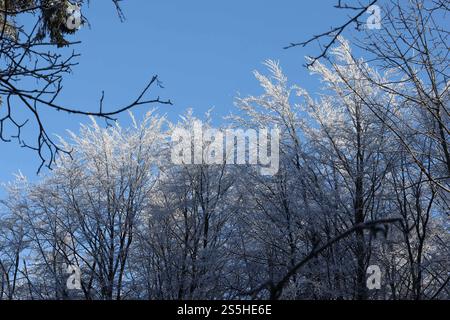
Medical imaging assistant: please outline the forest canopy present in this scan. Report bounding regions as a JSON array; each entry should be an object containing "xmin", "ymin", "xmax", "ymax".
[{"xmin": 0, "ymin": 0, "xmax": 448, "ymax": 301}]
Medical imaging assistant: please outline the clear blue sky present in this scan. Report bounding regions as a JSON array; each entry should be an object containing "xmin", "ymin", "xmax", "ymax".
[{"xmin": 1, "ymin": 0, "xmax": 345, "ymax": 185}]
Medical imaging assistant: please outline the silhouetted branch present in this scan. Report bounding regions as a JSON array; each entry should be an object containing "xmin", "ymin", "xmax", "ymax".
[
  {"xmin": 249, "ymin": 218, "xmax": 401, "ymax": 299},
  {"xmin": 284, "ymin": 0, "xmax": 378, "ymax": 66},
  {"xmin": 0, "ymin": 1, "xmax": 171, "ymax": 173}
]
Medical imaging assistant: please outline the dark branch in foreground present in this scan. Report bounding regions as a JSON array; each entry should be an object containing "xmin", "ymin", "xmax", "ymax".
[
  {"xmin": 249, "ymin": 218, "xmax": 401, "ymax": 300},
  {"xmin": 0, "ymin": 1, "xmax": 172, "ymax": 173},
  {"xmin": 284, "ymin": 0, "xmax": 378, "ymax": 66}
]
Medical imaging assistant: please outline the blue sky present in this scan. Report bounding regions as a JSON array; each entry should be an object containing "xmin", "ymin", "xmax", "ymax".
[{"xmin": 1, "ymin": 0, "xmax": 345, "ymax": 185}]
